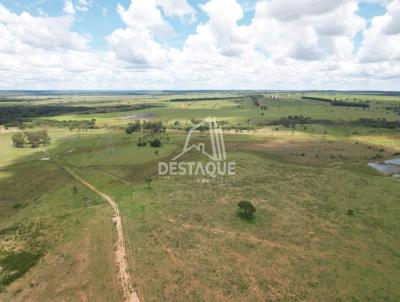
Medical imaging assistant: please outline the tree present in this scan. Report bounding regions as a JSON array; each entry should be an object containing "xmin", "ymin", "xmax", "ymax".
[
  {"xmin": 39, "ymin": 130, "xmax": 51, "ymax": 146},
  {"xmin": 11, "ymin": 132, "xmax": 26, "ymax": 148},
  {"xmin": 145, "ymin": 178, "xmax": 152, "ymax": 188},
  {"xmin": 198, "ymin": 125, "xmax": 209, "ymax": 132},
  {"xmin": 150, "ymin": 139, "xmax": 162, "ymax": 148},
  {"xmin": 89, "ymin": 119, "xmax": 96, "ymax": 129},
  {"xmin": 24, "ymin": 131, "xmax": 41, "ymax": 148},
  {"xmin": 191, "ymin": 118, "xmax": 201, "ymax": 125},
  {"xmin": 237, "ymin": 201, "xmax": 256, "ymax": 219},
  {"xmin": 23, "ymin": 130, "xmax": 51, "ymax": 148},
  {"xmin": 126, "ymin": 121, "xmax": 142, "ymax": 134},
  {"xmin": 143, "ymin": 121, "xmax": 166, "ymax": 133}
]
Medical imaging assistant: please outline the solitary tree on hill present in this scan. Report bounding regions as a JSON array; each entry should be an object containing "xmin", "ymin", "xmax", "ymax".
[{"xmin": 237, "ymin": 200, "xmax": 256, "ymax": 219}]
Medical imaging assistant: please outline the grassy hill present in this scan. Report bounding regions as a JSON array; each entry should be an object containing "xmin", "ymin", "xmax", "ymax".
[{"xmin": 0, "ymin": 91, "xmax": 399, "ymax": 301}]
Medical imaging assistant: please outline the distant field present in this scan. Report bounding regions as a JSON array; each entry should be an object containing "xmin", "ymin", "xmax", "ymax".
[
  {"xmin": 34, "ymin": 98, "xmax": 399, "ymax": 128},
  {"xmin": 0, "ymin": 91, "xmax": 399, "ymax": 301}
]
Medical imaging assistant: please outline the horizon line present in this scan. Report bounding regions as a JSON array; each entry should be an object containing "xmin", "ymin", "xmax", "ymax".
[{"xmin": 1, "ymin": 89, "xmax": 400, "ymax": 93}]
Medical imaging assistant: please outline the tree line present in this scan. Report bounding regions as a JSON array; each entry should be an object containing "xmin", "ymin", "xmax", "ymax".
[
  {"xmin": 169, "ymin": 96, "xmax": 246, "ymax": 102},
  {"xmin": 126, "ymin": 121, "xmax": 166, "ymax": 134},
  {"xmin": 0, "ymin": 104, "xmax": 158, "ymax": 127},
  {"xmin": 301, "ymin": 96, "xmax": 370, "ymax": 108},
  {"xmin": 33, "ymin": 119, "xmax": 96, "ymax": 130},
  {"xmin": 259, "ymin": 115, "xmax": 399, "ymax": 129}
]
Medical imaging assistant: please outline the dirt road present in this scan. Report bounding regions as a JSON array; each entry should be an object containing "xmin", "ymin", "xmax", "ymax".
[{"xmin": 63, "ymin": 165, "xmax": 140, "ymax": 302}]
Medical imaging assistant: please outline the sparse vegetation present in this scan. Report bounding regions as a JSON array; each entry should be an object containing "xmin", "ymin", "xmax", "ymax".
[
  {"xmin": 237, "ymin": 200, "xmax": 256, "ymax": 219},
  {"xmin": 0, "ymin": 91, "xmax": 399, "ymax": 301},
  {"xmin": 0, "ymin": 251, "xmax": 41, "ymax": 288}
]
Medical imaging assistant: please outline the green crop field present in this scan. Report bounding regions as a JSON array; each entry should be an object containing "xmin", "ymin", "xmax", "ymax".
[{"xmin": 0, "ymin": 91, "xmax": 399, "ymax": 301}]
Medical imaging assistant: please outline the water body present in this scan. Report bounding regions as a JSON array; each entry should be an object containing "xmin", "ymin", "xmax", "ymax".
[
  {"xmin": 385, "ymin": 158, "xmax": 400, "ymax": 166},
  {"xmin": 368, "ymin": 158, "xmax": 400, "ymax": 176}
]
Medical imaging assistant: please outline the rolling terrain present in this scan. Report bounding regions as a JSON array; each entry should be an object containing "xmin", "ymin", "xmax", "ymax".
[{"xmin": 0, "ymin": 91, "xmax": 399, "ymax": 301}]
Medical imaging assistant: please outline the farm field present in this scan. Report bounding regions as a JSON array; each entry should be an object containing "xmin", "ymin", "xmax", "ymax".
[{"xmin": 0, "ymin": 91, "xmax": 399, "ymax": 301}]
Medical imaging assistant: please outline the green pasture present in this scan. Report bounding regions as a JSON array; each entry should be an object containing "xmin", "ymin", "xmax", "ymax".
[{"xmin": 0, "ymin": 91, "xmax": 399, "ymax": 301}]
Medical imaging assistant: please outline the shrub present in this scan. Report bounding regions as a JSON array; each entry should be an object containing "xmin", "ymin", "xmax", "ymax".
[
  {"xmin": 12, "ymin": 203, "xmax": 26, "ymax": 209},
  {"xmin": 11, "ymin": 132, "xmax": 26, "ymax": 147},
  {"xmin": 126, "ymin": 121, "xmax": 142, "ymax": 134},
  {"xmin": 191, "ymin": 118, "xmax": 201, "ymax": 124},
  {"xmin": 142, "ymin": 121, "xmax": 166, "ymax": 133},
  {"xmin": 150, "ymin": 139, "xmax": 162, "ymax": 148},
  {"xmin": 237, "ymin": 200, "xmax": 256, "ymax": 219}
]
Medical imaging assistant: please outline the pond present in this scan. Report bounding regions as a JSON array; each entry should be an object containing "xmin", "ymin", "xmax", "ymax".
[{"xmin": 368, "ymin": 158, "xmax": 400, "ymax": 177}]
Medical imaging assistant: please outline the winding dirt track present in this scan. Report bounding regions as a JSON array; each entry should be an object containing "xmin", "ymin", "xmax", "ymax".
[{"xmin": 63, "ymin": 165, "xmax": 140, "ymax": 302}]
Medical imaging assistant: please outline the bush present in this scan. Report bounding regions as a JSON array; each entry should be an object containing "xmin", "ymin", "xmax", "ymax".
[
  {"xmin": 126, "ymin": 121, "xmax": 142, "ymax": 134},
  {"xmin": 150, "ymin": 139, "xmax": 162, "ymax": 148},
  {"xmin": 145, "ymin": 178, "xmax": 152, "ymax": 188},
  {"xmin": 142, "ymin": 121, "xmax": 166, "ymax": 133},
  {"xmin": 12, "ymin": 203, "xmax": 26, "ymax": 209},
  {"xmin": 237, "ymin": 200, "xmax": 256, "ymax": 219},
  {"xmin": 11, "ymin": 132, "xmax": 26, "ymax": 147}
]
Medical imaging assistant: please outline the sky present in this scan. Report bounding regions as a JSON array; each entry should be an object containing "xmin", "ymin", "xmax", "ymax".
[{"xmin": 0, "ymin": 0, "xmax": 399, "ymax": 90}]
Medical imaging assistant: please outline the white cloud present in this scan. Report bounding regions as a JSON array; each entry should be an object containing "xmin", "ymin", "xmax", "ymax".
[
  {"xmin": 156, "ymin": 0, "xmax": 196, "ymax": 21},
  {"xmin": 265, "ymin": 0, "xmax": 348, "ymax": 22},
  {"xmin": 251, "ymin": 0, "xmax": 366, "ymax": 61},
  {"xmin": 0, "ymin": 0, "xmax": 399, "ymax": 90},
  {"xmin": 76, "ymin": 0, "xmax": 93, "ymax": 12},
  {"xmin": 0, "ymin": 4, "xmax": 88, "ymax": 52},
  {"xmin": 382, "ymin": 0, "xmax": 400, "ymax": 34},
  {"xmin": 0, "ymin": 4, "xmax": 100, "ymax": 89},
  {"xmin": 107, "ymin": 1, "xmax": 174, "ymax": 66},
  {"xmin": 198, "ymin": 0, "xmax": 251, "ymax": 57},
  {"xmin": 63, "ymin": 0, "xmax": 92, "ymax": 14},
  {"xmin": 63, "ymin": 0, "xmax": 75, "ymax": 15},
  {"xmin": 358, "ymin": 0, "xmax": 400, "ymax": 62},
  {"xmin": 107, "ymin": 28, "xmax": 170, "ymax": 67},
  {"xmin": 360, "ymin": 0, "xmax": 391, "ymax": 5},
  {"xmin": 115, "ymin": 1, "xmax": 174, "ymax": 38}
]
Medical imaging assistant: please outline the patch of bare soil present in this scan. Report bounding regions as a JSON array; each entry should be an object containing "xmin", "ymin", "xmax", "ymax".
[{"xmin": 124, "ymin": 113, "xmax": 156, "ymax": 121}]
